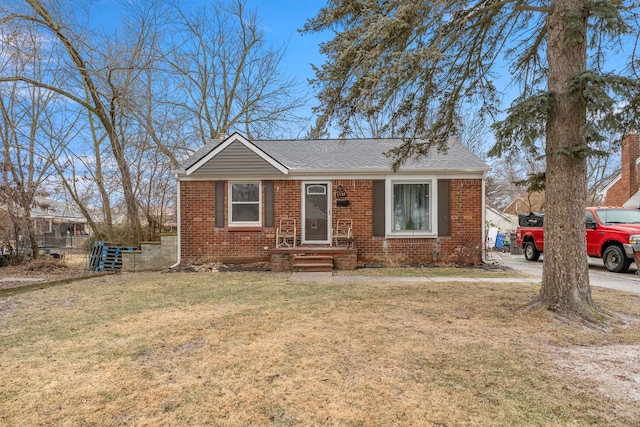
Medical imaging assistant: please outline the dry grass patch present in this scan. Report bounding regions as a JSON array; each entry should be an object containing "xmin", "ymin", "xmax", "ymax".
[
  {"xmin": 335, "ymin": 266, "xmax": 535, "ymax": 279},
  {"xmin": 1, "ymin": 271, "xmax": 639, "ymax": 426}
]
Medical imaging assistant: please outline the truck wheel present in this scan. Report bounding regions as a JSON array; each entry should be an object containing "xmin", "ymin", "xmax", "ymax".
[
  {"xmin": 524, "ymin": 242, "xmax": 540, "ymax": 261},
  {"xmin": 603, "ymin": 245, "xmax": 631, "ymax": 273}
]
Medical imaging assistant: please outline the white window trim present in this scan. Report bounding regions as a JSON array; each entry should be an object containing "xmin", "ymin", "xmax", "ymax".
[
  {"xmin": 228, "ymin": 181, "xmax": 262, "ymax": 227},
  {"xmin": 385, "ymin": 177, "xmax": 438, "ymax": 238}
]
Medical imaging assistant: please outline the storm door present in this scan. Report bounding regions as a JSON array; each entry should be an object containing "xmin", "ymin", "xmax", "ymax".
[{"xmin": 303, "ymin": 182, "xmax": 330, "ymax": 244}]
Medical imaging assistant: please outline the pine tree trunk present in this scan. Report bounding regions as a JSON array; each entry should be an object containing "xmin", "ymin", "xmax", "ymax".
[{"xmin": 538, "ymin": 0, "xmax": 597, "ymax": 319}]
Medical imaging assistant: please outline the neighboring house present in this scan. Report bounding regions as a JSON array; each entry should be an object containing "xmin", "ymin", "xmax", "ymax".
[
  {"xmin": 1, "ymin": 198, "xmax": 89, "ymax": 250},
  {"xmin": 174, "ymin": 132, "xmax": 490, "ymax": 269},
  {"xmin": 486, "ymin": 206, "xmax": 517, "ymax": 233},
  {"xmin": 503, "ymin": 191, "xmax": 545, "ymax": 216},
  {"xmin": 485, "ymin": 206, "xmax": 518, "ymax": 251},
  {"xmin": 602, "ymin": 132, "xmax": 640, "ymax": 208}
]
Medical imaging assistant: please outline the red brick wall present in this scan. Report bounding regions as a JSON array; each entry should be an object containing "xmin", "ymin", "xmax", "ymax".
[
  {"xmin": 605, "ymin": 133, "xmax": 640, "ymax": 206},
  {"xmin": 180, "ymin": 178, "xmax": 484, "ymax": 265}
]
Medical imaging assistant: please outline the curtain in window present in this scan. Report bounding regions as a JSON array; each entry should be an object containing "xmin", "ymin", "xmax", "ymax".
[{"xmin": 393, "ymin": 183, "xmax": 430, "ymax": 231}]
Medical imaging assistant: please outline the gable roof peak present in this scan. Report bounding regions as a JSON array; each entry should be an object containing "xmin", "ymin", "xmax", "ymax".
[{"xmin": 183, "ymin": 132, "xmax": 289, "ymax": 176}]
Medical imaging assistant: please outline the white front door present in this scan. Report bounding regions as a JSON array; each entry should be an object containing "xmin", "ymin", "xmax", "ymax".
[{"xmin": 302, "ymin": 182, "xmax": 331, "ymax": 244}]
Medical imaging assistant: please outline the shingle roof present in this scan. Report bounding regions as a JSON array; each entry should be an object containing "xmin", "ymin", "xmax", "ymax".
[
  {"xmin": 176, "ymin": 133, "xmax": 489, "ymax": 175},
  {"xmin": 28, "ymin": 198, "xmax": 87, "ymax": 222}
]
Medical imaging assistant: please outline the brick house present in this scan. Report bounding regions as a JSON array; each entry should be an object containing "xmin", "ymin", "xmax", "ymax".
[
  {"xmin": 174, "ymin": 132, "xmax": 490, "ymax": 270},
  {"xmin": 503, "ymin": 191, "xmax": 545, "ymax": 216},
  {"xmin": 603, "ymin": 132, "xmax": 640, "ymax": 207}
]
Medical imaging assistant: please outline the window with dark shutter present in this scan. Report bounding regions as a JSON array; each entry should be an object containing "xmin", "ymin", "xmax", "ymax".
[{"xmin": 228, "ymin": 182, "xmax": 261, "ymax": 226}]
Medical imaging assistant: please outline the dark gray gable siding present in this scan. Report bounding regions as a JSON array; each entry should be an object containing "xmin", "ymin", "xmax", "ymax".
[{"xmin": 191, "ymin": 140, "xmax": 284, "ymax": 176}]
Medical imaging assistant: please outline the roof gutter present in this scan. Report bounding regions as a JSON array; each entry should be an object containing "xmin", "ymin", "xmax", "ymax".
[{"xmin": 288, "ymin": 167, "xmax": 491, "ymax": 175}]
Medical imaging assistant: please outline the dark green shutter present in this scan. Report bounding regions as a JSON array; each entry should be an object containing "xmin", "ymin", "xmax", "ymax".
[
  {"xmin": 264, "ymin": 181, "xmax": 274, "ymax": 227},
  {"xmin": 372, "ymin": 180, "xmax": 385, "ymax": 236},
  {"xmin": 437, "ymin": 180, "xmax": 450, "ymax": 236},
  {"xmin": 215, "ymin": 181, "xmax": 225, "ymax": 228}
]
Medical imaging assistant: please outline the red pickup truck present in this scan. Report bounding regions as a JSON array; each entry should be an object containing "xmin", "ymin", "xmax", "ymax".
[{"xmin": 515, "ymin": 207, "xmax": 640, "ymax": 273}]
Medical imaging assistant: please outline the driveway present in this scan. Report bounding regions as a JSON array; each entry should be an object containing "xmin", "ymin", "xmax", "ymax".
[{"xmin": 494, "ymin": 252, "xmax": 640, "ymax": 294}]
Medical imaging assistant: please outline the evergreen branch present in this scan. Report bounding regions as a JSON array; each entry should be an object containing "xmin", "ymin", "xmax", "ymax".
[
  {"xmin": 490, "ymin": 92, "xmax": 549, "ymax": 158},
  {"xmin": 514, "ymin": 172, "xmax": 546, "ymax": 192},
  {"xmin": 548, "ymin": 144, "xmax": 598, "ymax": 159}
]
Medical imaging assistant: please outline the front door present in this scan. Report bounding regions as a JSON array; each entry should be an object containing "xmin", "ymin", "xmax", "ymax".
[{"xmin": 303, "ymin": 182, "xmax": 330, "ymax": 244}]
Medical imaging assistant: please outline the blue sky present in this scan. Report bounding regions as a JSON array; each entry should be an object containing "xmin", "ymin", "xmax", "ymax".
[
  {"xmin": 244, "ymin": 0, "xmax": 329, "ymax": 124},
  {"xmin": 244, "ymin": 0, "xmax": 327, "ymax": 84}
]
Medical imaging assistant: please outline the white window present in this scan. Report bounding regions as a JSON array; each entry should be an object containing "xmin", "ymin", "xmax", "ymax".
[
  {"xmin": 229, "ymin": 182, "xmax": 261, "ymax": 226},
  {"xmin": 387, "ymin": 179, "xmax": 435, "ymax": 236}
]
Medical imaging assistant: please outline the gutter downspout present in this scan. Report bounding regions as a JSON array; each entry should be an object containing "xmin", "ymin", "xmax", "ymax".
[{"xmin": 170, "ymin": 175, "xmax": 181, "ymax": 269}]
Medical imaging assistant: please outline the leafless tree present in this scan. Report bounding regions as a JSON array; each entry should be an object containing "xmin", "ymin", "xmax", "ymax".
[
  {"xmin": 0, "ymin": 0, "xmax": 150, "ymax": 245},
  {"xmin": 586, "ymin": 132, "xmax": 622, "ymax": 206},
  {"xmin": 166, "ymin": 0, "xmax": 308, "ymax": 143},
  {"xmin": 0, "ymin": 16, "xmax": 64, "ymax": 258}
]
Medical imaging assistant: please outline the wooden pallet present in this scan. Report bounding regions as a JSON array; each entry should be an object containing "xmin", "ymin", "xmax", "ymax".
[{"xmin": 89, "ymin": 241, "xmax": 136, "ymax": 271}]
